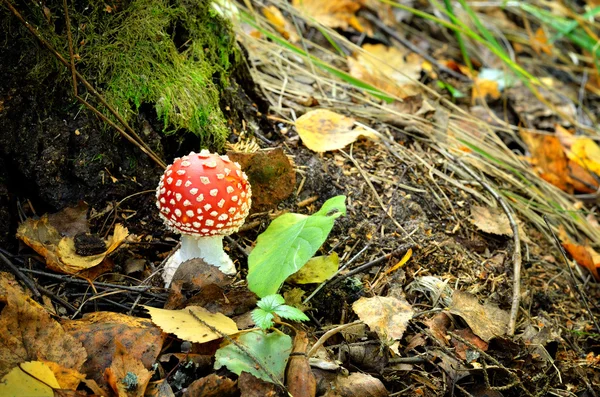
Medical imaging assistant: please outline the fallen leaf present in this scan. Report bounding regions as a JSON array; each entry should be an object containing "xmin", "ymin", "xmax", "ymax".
[
  {"xmin": 557, "ymin": 125, "xmax": 600, "ymax": 177},
  {"xmin": 558, "ymin": 226, "xmax": 600, "ymax": 280},
  {"xmin": 228, "ymin": 149, "xmax": 296, "ymax": 212},
  {"xmin": 16, "ymin": 213, "xmax": 128, "ymax": 275},
  {"xmin": 423, "ymin": 312, "xmax": 451, "ymax": 346},
  {"xmin": 0, "ymin": 361, "xmax": 59, "ymax": 397},
  {"xmin": 144, "ymin": 305, "xmax": 238, "ymax": 344},
  {"xmin": 214, "ymin": 330, "xmax": 292, "ymax": 383},
  {"xmin": 105, "ymin": 341, "xmax": 152, "ymax": 397},
  {"xmin": 470, "ymin": 205, "xmax": 512, "ymax": 236},
  {"xmin": 287, "ymin": 253, "xmax": 339, "ymax": 284},
  {"xmin": 0, "ymin": 280, "xmax": 87, "ymax": 379},
  {"xmin": 348, "ymin": 44, "xmax": 422, "ymax": 99},
  {"xmin": 450, "ymin": 328, "xmax": 489, "ymax": 362},
  {"xmin": 238, "ymin": 372, "xmax": 281, "ymax": 397},
  {"xmin": 448, "ymin": 291, "xmax": 509, "ymax": 342},
  {"xmin": 170, "ymin": 258, "xmax": 233, "ymax": 293},
  {"xmin": 324, "ymin": 372, "xmax": 388, "ymax": 397},
  {"xmin": 183, "ymin": 374, "xmax": 237, "ymax": 397},
  {"xmin": 295, "ymin": 109, "xmax": 378, "ymax": 152},
  {"xmin": 286, "ymin": 331, "xmax": 316, "ymax": 397},
  {"xmin": 352, "ymin": 295, "xmax": 414, "ymax": 355},
  {"xmin": 263, "ymin": 6, "xmax": 300, "ymax": 43},
  {"xmin": 42, "ymin": 361, "xmax": 86, "ymax": 390},
  {"xmin": 520, "ymin": 128, "xmax": 599, "ymax": 193},
  {"xmin": 62, "ymin": 312, "xmax": 164, "ymax": 389},
  {"xmin": 531, "ymin": 27, "xmax": 552, "ymax": 55},
  {"xmin": 292, "ymin": 0, "xmax": 364, "ymax": 31}
]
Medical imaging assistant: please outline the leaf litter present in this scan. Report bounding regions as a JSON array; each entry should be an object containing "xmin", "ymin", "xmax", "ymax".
[{"xmin": 2, "ymin": 0, "xmax": 600, "ymax": 395}]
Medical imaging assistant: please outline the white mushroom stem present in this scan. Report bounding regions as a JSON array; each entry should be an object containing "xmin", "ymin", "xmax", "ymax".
[{"xmin": 162, "ymin": 234, "xmax": 236, "ymax": 286}]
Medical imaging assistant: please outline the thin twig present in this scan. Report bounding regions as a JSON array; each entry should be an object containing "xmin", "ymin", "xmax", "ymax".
[
  {"xmin": 455, "ymin": 158, "xmax": 522, "ymax": 336},
  {"xmin": 543, "ymin": 216, "xmax": 600, "ymax": 335},
  {"xmin": 0, "ymin": 251, "xmax": 42, "ymax": 299},
  {"xmin": 307, "ymin": 320, "xmax": 362, "ymax": 358}
]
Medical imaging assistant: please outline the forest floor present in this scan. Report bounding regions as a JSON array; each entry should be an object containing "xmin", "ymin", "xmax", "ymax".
[{"xmin": 1, "ymin": 1, "xmax": 600, "ymax": 396}]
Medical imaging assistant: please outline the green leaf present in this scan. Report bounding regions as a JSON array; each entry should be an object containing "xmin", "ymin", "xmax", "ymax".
[
  {"xmin": 214, "ymin": 331, "xmax": 292, "ymax": 384},
  {"xmin": 252, "ymin": 308, "xmax": 275, "ymax": 330},
  {"xmin": 272, "ymin": 305, "xmax": 309, "ymax": 323},
  {"xmin": 256, "ymin": 294, "xmax": 286, "ymax": 312},
  {"xmin": 247, "ymin": 196, "xmax": 346, "ymax": 297}
]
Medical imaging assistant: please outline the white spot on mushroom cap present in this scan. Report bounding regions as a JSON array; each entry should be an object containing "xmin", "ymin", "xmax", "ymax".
[
  {"xmin": 224, "ymin": 168, "xmax": 231, "ymax": 176},
  {"xmin": 217, "ymin": 199, "xmax": 225, "ymax": 208},
  {"xmin": 175, "ymin": 193, "xmax": 182, "ymax": 201},
  {"xmin": 186, "ymin": 210, "xmax": 194, "ymax": 217},
  {"xmin": 226, "ymin": 186, "xmax": 234, "ymax": 193},
  {"xmin": 205, "ymin": 219, "xmax": 214, "ymax": 226},
  {"xmin": 166, "ymin": 169, "xmax": 172, "ymax": 176},
  {"xmin": 228, "ymin": 207, "xmax": 236, "ymax": 214},
  {"xmin": 163, "ymin": 207, "xmax": 171, "ymax": 214},
  {"xmin": 160, "ymin": 187, "xmax": 166, "ymax": 194},
  {"xmin": 160, "ymin": 197, "xmax": 166, "ymax": 204},
  {"xmin": 210, "ymin": 210, "xmax": 218, "ymax": 217},
  {"xmin": 183, "ymin": 200, "xmax": 191, "ymax": 207},
  {"xmin": 210, "ymin": 189, "xmax": 218, "ymax": 197},
  {"xmin": 190, "ymin": 188, "xmax": 198, "ymax": 195},
  {"xmin": 185, "ymin": 180, "xmax": 192, "ymax": 187},
  {"xmin": 196, "ymin": 208, "xmax": 203, "ymax": 215},
  {"xmin": 175, "ymin": 180, "xmax": 182, "ymax": 187},
  {"xmin": 231, "ymin": 196, "xmax": 238, "ymax": 202},
  {"xmin": 170, "ymin": 199, "xmax": 176, "ymax": 205},
  {"xmin": 174, "ymin": 209, "xmax": 182, "ymax": 217},
  {"xmin": 200, "ymin": 176, "xmax": 210, "ymax": 185},
  {"xmin": 205, "ymin": 161, "xmax": 217, "ymax": 168},
  {"xmin": 193, "ymin": 222, "xmax": 201, "ymax": 228},
  {"xmin": 196, "ymin": 194, "xmax": 204, "ymax": 202},
  {"xmin": 177, "ymin": 170, "xmax": 185, "ymax": 176},
  {"xmin": 166, "ymin": 177, "xmax": 173, "ymax": 184},
  {"xmin": 201, "ymin": 228, "xmax": 209, "ymax": 233},
  {"xmin": 181, "ymin": 160, "xmax": 191, "ymax": 167},
  {"xmin": 216, "ymin": 174, "xmax": 225, "ymax": 179},
  {"xmin": 218, "ymin": 214, "xmax": 228, "ymax": 221},
  {"xmin": 204, "ymin": 203, "xmax": 211, "ymax": 211}
]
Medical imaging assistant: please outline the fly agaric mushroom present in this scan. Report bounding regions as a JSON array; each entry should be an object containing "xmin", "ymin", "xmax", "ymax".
[{"xmin": 156, "ymin": 150, "xmax": 252, "ymax": 286}]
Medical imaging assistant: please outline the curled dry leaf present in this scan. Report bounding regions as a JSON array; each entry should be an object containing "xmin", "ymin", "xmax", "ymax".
[
  {"xmin": 348, "ymin": 44, "xmax": 422, "ymax": 99},
  {"xmin": 448, "ymin": 291, "xmax": 509, "ymax": 342},
  {"xmin": 558, "ymin": 226, "xmax": 600, "ymax": 281},
  {"xmin": 183, "ymin": 373, "xmax": 237, "ymax": 397},
  {"xmin": 17, "ymin": 214, "xmax": 128, "ymax": 275},
  {"xmin": 295, "ymin": 109, "xmax": 379, "ymax": 152},
  {"xmin": 262, "ymin": 5, "xmax": 300, "ymax": 43},
  {"xmin": 286, "ymin": 331, "xmax": 316, "ymax": 397},
  {"xmin": 323, "ymin": 372, "xmax": 388, "ymax": 397}
]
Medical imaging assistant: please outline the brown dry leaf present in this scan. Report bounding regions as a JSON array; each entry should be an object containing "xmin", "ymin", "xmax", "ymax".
[
  {"xmin": 470, "ymin": 205, "xmax": 527, "ymax": 239},
  {"xmin": 170, "ymin": 258, "xmax": 233, "ymax": 293},
  {"xmin": 324, "ymin": 372, "xmax": 388, "ymax": 397},
  {"xmin": 183, "ymin": 374, "xmax": 237, "ymax": 397},
  {"xmin": 348, "ymin": 44, "xmax": 422, "ymax": 99},
  {"xmin": 286, "ymin": 331, "xmax": 316, "ymax": 397},
  {"xmin": 263, "ymin": 6, "xmax": 300, "ymax": 43},
  {"xmin": 295, "ymin": 109, "xmax": 378, "ymax": 152},
  {"xmin": 352, "ymin": 295, "xmax": 414, "ymax": 355},
  {"xmin": 423, "ymin": 312, "xmax": 451, "ymax": 346},
  {"xmin": 105, "ymin": 341, "xmax": 152, "ymax": 397},
  {"xmin": 239, "ymin": 372, "xmax": 280, "ymax": 397},
  {"xmin": 558, "ymin": 227, "xmax": 600, "ymax": 280},
  {"xmin": 228, "ymin": 148, "xmax": 296, "ymax": 212},
  {"xmin": 292, "ymin": 0, "xmax": 364, "ymax": 31},
  {"xmin": 62, "ymin": 311, "xmax": 164, "ymax": 388},
  {"xmin": 450, "ymin": 329, "xmax": 489, "ymax": 362},
  {"xmin": 17, "ymin": 214, "xmax": 128, "ymax": 275},
  {"xmin": 520, "ymin": 128, "xmax": 599, "ymax": 193},
  {"xmin": 0, "ymin": 279, "xmax": 87, "ymax": 379},
  {"xmin": 449, "ymin": 291, "xmax": 509, "ymax": 342}
]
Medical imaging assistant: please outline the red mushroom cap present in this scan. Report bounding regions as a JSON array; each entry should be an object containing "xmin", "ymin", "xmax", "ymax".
[{"xmin": 156, "ymin": 150, "xmax": 252, "ymax": 236}]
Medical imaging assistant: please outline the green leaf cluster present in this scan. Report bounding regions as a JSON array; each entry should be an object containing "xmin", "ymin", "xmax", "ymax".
[{"xmin": 252, "ymin": 294, "xmax": 309, "ymax": 330}]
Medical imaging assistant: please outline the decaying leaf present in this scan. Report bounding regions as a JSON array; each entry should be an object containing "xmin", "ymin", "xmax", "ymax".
[
  {"xmin": 449, "ymin": 291, "xmax": 509, "ymax": 342},
  {"xmin": 286, "ymin": 331, "xmax": 316, "ymax": 397},
  {"xmin": 556, "ymin": 125, "xmax": 600, "ymax": 177},
  {"xmin": 323, "ymin": 372, "xmax": 388, "ymax": 397},
  {"xmin": 559, "ymin": 227, "xmax": 600, "ymax": 280},
  {"xmin": 287, "ymin": 253, "xmax": 339, "ymax": 284},
  {"xmin": 348, "ymin": 43, "xmax": 422, "ymax": 99},
  {"xmin": 17, "ymin": 212, "xmax": 128, "ymax": 275},
  {"xmin": 0, "ymin": 361, "xmax": 60, "ymax": 397},
  {"xmin": 42, "ymin": 361, "xmax": 86, "ymax": 390},
  {"xmin": 62, "ymin": 312, "xmax": 164, "ymax": 388},
  {"xmin": 450, "ymin": 328, "xmax": 489, "ymax": 362},
  {"xmin": 295, "ymin": 109, "xmax": 378, "ymax": 152},
  {"xmin": 469, "ymin": 205, "xmax": 528, "ymax": 243},
  {"xmin": 292, "ymin": 0, "xmax": 364, "ymax": 31},
  {"xmin": 228, "ymin": 148, "xmax": 296, "ymax": 212},
  {"xmin": 105, "ymin": 341, "xmax": 152, "ymax": 397},
  {"xmin": 352, "ymin": 295, "xmax": 414, "ymax": 355},
  {"xmin": 520, "ymin": 128, "xmax": 599, "ymax": 193},
  {"xmin": 0, "ymin": 277, "xmax": 87, "ymax": 379},
  {"xmin": 183, "ymin": 374, "xmax": 237, "ymax": 397},
  {"xmin": 263, "ymin": 5, "xmax": 300, "ymax": 43},
  {"xmin": 144, "ymin": 305, "xmax": 238, "ymax": 344}
]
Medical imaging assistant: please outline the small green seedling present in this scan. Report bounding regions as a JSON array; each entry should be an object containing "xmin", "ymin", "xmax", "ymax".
[{"xmin": 252, "ymin": 294, "xmax": 309, "ymax": 330}]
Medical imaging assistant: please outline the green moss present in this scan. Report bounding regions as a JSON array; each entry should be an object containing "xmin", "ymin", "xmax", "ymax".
[{"xmin": 55, "ymin": 0, "xmax": 234, "ymax": 147}]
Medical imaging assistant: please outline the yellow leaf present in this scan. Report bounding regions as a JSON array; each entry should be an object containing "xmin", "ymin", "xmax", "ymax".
[
  {"xmin": 144, "ymin": 305, "xmax": 238, "ymax": 344},
  {"xmin": 348, "ymin": 44, "xmax": 422, "ymax": 99},
  {"xmin": 292, "ymin": 0, "xmax": 364, "ymax": 31},
  {"xmin": 385, "ymin": 249, "xmax": 412, "ymax": 275},
  {"xmin": 262, "ymin": 6, "xmax": 299, "ymax": 43},
  {"xmin": 472, "ymin": 78, "xmax": 501, "ymax": 103},
  {"xmin": 295, "ymin": 109, "xmax": 378, "ymax": 152},
  {"xmin": 0, "ymin": 361, "xmax": 60, "ymax": 397},
  {"xmin": 568, "ymin": 137, "xmax": 600, "ymax": 176},
  {"xmin": 287, "ymin": 253, "xmax": 339, "ymax": 284}
]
